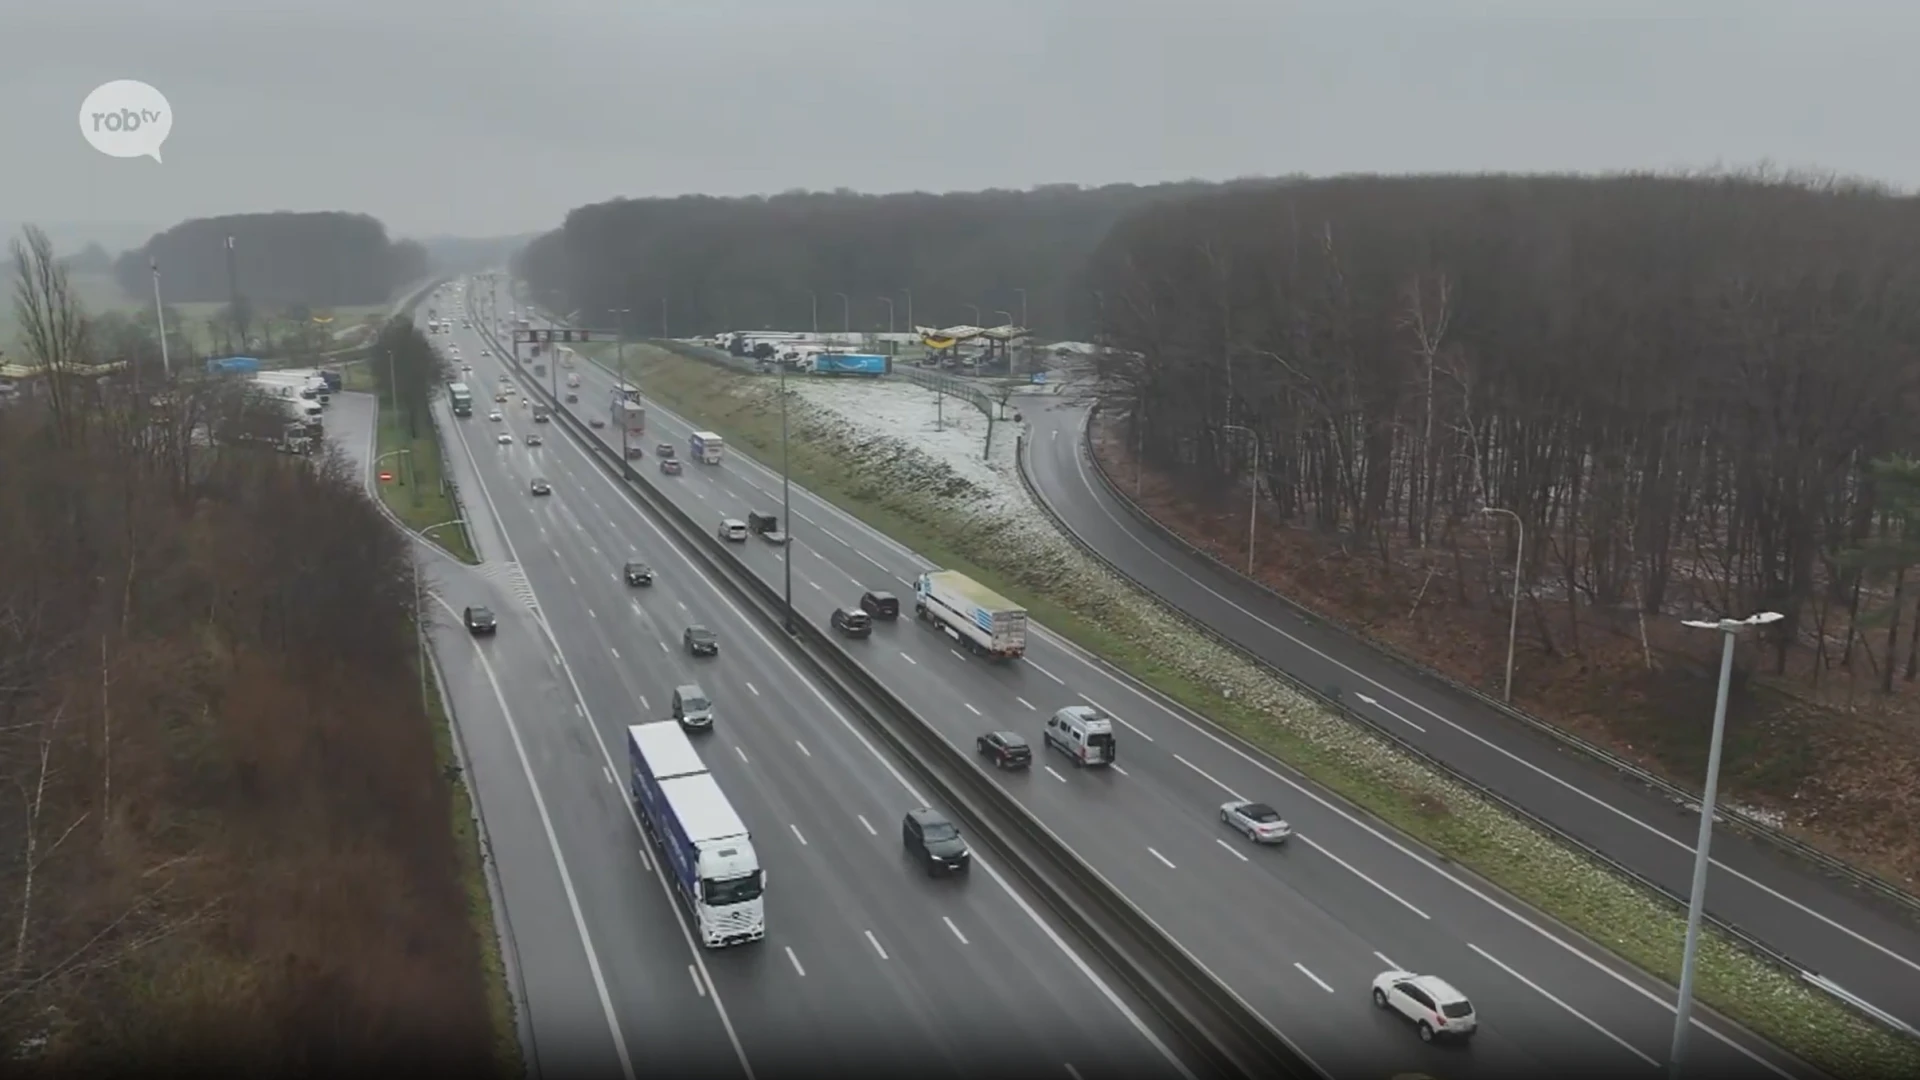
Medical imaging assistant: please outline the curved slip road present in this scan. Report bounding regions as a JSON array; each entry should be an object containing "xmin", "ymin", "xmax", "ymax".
[
  {"xmin": 422, "ymin": 300, "xmax": 1195, "ymax": 1080},
  {"xmin": 465, "ymin": 295, "xmax": 1811, "ymax": 1080},
  {"xmin": 1019, "ymin": 394, "xmax": 1920, "ymax": 1038}
]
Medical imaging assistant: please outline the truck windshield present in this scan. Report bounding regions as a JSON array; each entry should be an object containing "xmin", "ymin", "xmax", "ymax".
[{"xmin": 703, "ymin": 872, "xmax": 763, "ymax": 906}]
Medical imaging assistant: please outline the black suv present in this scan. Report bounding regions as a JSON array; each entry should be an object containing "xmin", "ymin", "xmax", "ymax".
[
  {"xmin": 830, "ymin": 607, "xmax": 871, "ymax": 639},
  {"xmin": 902, "ymin": 807, "xmax": 970, "ymax": 877},
  {"xmin": 683, "ymin": 625, "xmax": 719, "ymax": 657},
  {"xmin": 976, "ymin": 731, "xmax": 1032, "ymax": 770},
  {"xmin": 624, "ymin": 560, "xmax": 654, "ymax": 586},
  {"xmin": 464, "ymin": 605, "xmax": 497, "ymax": 635},
  {"xmin": 860, "ymin": 590, "xmax": 900, "ymax": 620}
]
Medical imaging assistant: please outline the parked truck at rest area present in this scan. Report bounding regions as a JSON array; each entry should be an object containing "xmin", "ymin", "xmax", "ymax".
[
  {"xmin": 803, "ymin": 352, "xmax": 889, "ymax": 376},
  {"xmin": 914, "ymin": 569, "xmax": 1029, "ymax": 659},
  {"xmin": 627, "ymin": 722, "xmax": 766, "ymax": 948},
  {"xmin": 690, "ymin": 430, "xmax": 724, "ymax": 464}
]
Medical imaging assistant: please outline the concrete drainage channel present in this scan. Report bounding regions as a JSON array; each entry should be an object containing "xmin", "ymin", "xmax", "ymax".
[{"xmin": 468, "ymin": 309, "xmax": 1321, "ymax": 1080}]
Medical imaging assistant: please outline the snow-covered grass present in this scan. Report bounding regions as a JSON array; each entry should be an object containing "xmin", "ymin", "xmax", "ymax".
[{"xmin": 617, "ymin": 344, "xmax": 1920, "ymax": 1079}]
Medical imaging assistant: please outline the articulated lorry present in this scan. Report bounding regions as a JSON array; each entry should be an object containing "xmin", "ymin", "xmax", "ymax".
[
  {"xmin": 914, "ymin": 569, "xmax": 1029, "ymax": 659},
  {"xmin": 448, "ymin": 381, "xmax": 473, "ymax": 417},
  {"xmin": 627, "ymin": 722, "xmax": 766, "ymax": 948}
]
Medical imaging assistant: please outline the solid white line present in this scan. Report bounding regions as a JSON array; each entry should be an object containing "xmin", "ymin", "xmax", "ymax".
[
  {"xmin": 1469, "ymin": 944, "xmax": 1659, "ymax": 1068},
  {"xmin": 1017, "ymin": 696, "xmax": 1036, "ymax": 710},
  {"xmin": 734, "ymin": 746, "xmax": 749, "ymax": 764},
  {"xmin": 900, "ymin": 652, "xmax": 918, "ymax": 665},
  {"xmin": 432, "ymin": 595, "xmax": 637, "ymax": 1080},
  {"xmin": 1216, "ymin": 838, "xmax": 1249, "ymax": 862},
  {"xmin": 1294, "ymin": 962, "xmax": 1334, "ymax": 993},
  {"xmin": 857, "ymin": 814, "xmax": 877, "ymax": 835},
  {"xmin": 785, "ymin": 946, "xmax": 806, "ymax": 977},
  {"xmin": 1030, "ymin": 660, "xmax": 1065, "ymax": 684},
  {"xmin": 746, "ymin": 681, "xmax": 759, "ymax": 696},
  {"xmin": 1081, "ymin": 695, "xmax": 1152, "ymax": 741},
  {"xmin": 790, "ymin": 824, "xmax": 808, "ymax": 846},
  {"xmin": 865, "ymin": 930, "xmax": 889, "ymax": 960},
  {"xmin": 963, "ymin": 702, "xmax": 981, "ymax": 716},
  {"xmin": 1174, "ymin": 753, "xmax": 1244, "ymax": 800},
  {"xmin": 944, "ymin": 916, "xmax": 970, "ymax": 945},
  {"xmin": 1296, "ymin": 836, "xmax": 1429, "ymax": 920},
  {"xmin": 795, "ymin": 740, "xmax": 812, "ymax": 758},
  {"xmin": 689, "ymin": 964, "xmax": 706, "ymax": 997},
  {"xmin": 1148, "ymin": 847, "xmax": 1176, "ymax": 869},
  {"xmin": 1044, "ymin": 766, "xmax": 1068, "ymax": 783}
]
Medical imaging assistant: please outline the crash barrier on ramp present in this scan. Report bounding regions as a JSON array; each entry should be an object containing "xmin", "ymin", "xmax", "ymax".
[
  {"xmin": 497, "ymin": 331, "xmax": 1324, "ymax": 1080},
  {"xmin": 1017, "ymin": 425, "xmax": 1920, "ymax": 1043}
]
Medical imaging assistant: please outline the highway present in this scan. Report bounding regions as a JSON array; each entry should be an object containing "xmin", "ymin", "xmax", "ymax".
[
  {"xmin": 418, "ymin": 290, "xmax": 1197, "ymax": 1080},
  {"xmin": 465, "ymin": 291, "xmax": 1810, "ymax": 1080},
  {"xmin": 1019, "ymin": 396, "xmax": 1920, "ymax": 1035}
]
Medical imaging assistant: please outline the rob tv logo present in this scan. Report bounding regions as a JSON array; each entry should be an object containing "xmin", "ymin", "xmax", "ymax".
[{"xmin": 78, "ymin": 80, "xmax": 172, "ymax": 162}]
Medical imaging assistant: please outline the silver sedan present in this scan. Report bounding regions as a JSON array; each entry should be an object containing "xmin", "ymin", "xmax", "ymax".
[{"xmin": 1220, "ymin": 800, "xmax": 1291, "ymax": 844}]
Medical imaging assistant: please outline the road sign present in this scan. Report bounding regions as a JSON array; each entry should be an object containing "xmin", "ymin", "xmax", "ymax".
[
  {"xmin": 378, "ymin": 471, "xmax": 393, "ymax": 483},
  {"xmin": 512, "ymin": 328, "xmax": 612, "ymax": 344}
]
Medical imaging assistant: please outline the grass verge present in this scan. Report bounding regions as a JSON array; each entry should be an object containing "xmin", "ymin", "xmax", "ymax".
[
  {"xmin": 608, "ymin": 342, "xmax": 1920, "ymax": 1079},
  {"xmin": 423, "ymin": 647, "xmax": 524, "ymax": 1078},
  {"xmin": 344, "ymin": 365, "xmax": 478, "ymax": 564}
]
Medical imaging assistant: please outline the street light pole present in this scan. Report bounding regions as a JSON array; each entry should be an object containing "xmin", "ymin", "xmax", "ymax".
[
  {"xmin": 1222, "ymin": 423, "xmax": 1259, "ymax": 576},
  {"xmin": 1670, "ymin": 611, "xmax": 1781, "ymax": 1080},
  {"xmin": 149, "ymin": 259, "xmax": 172, "ymax": 379},
  {"xmin": 1480, "ymin": 506, "xmax": 1525, "ymax": 703},
  {"xmin": 780, "ymin": 361, "xmax": 794, "ymax": 634},
  {"xmin": 835, "ymin": 292, "xmax": 850, "ymax": 336},
  {"xmin": 964, "ymin": 303, "xmax": 980, "ymax": 326},
  {"xmin": 612, "ymin": 307, "xmax": 632, "ymax": 462},
  {"xmin": 877, "ymin": 297, "xmax": 895, "ymax": 334},
  {"xmin": 808, "ymin": 292, "xmax": 819, "ymax": 334},
  {"xmin": 1014, "ymin": 287, "xmax": 1028, "ymax": 329}
]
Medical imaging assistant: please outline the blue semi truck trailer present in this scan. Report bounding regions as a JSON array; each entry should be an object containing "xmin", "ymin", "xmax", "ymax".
[{"xmin": 627, "ymin": 722, "xmax": 766, "ymax": 947}]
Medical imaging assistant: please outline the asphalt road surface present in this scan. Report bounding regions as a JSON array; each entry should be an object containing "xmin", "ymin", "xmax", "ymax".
[
  {"xmin": 1019, "ymin": 394, "xmax": 1920, "ymax": 1037},
  {"xmin": 414, "ymin": 293, "xmax": 1195, "ymax": 1080},
  {"xmin": 458, "ymin": 294, "xmax": 1810, "ymax": 1080}
]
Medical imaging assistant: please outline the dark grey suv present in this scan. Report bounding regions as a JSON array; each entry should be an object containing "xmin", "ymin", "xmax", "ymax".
[{"xmin": 902, "ymin": 807, "xmax": 970, "ymax": 877}]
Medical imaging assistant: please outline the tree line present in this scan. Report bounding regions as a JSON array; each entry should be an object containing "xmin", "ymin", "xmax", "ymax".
[
  {"xmin": 1086, "ymin": 171, "xmax": 1920, "ymax": 691},
  {"xmin": 511, "ymin": 182, "xmax": 1275, "ymax": 339},
  {"xmin": 113, "ymin": 211, "xmax": 428, "ymax": 315},
  {"xmin": 0, "ymin": 227, "xmax": 495, "ymax": 1070}
]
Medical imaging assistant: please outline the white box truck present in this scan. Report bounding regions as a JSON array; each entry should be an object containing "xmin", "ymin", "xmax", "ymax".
[
  {"xmin": 627, "ymin": 722, "xmax": 765, "ymax": 948},
  {"xmin": 914, "ymin": 570, "xmax": 1028, "ymax": 659},
  {"xmin": 690, "ymin": 431, "xmax": 724, "ymax": 465}
]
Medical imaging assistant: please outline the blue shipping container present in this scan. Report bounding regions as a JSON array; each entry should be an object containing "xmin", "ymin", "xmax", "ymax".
[{"xmin": 206, "ymin": 356, "xmax": 262, "ymax": 375}]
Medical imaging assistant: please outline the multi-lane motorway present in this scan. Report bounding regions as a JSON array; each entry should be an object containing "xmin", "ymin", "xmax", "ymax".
[
  {"xmin": 401, "ymin": 288, "xmax": 1199, "ymax": 1080},
  {"xmin": 1018, "ymin": 396, "xmax": 1920, "ymax": 1036},
  {"xmin": 455, "ymin": 285, "xmax": 1811, "ymax": 1080}
]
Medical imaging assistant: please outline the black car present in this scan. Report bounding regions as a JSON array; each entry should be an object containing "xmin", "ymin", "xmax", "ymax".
[
  {"xmin": 464, "ymin": 605, "xmax": 497, "ymax": 635},
  {"xmin": 902, "ymin": 807, "xmax": 970, "ymax": 877},
  {"xmin": 529, "ymin": 477, "xmax": 551, "ymax": 495},
  {"xmin": 860, "ymin": 590, "xmax": 900, "ymax": 620},
  {"xmin": 624, "ymin": 560, "xmax": 654, "ymax": 586},
  {"xmin": 683, "ymin": 625, "xmax": 719, "ymax": 656},
  {"xmin": 976, "ymin": 731, "xmax": 1032, "ymax": 769},
  {"xmin": 566, "ymin": 392, "xmax": 579, "ymax": 404},
  {"xmin": 830, "ymin": 607, "xmax": 872, "ymax": 638}
]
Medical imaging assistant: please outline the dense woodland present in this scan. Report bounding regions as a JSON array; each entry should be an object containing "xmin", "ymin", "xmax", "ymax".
[
  {"xmin": 0, "ymin": 228, "xmax": 494, "ymax": 1069},
  {"xmin": 511, "ymin": 182, "xmax": 1276, "ymax": 338},
  {"xmin": 114, "ymin": 212, "xmax": 428, "ymax": 310}
]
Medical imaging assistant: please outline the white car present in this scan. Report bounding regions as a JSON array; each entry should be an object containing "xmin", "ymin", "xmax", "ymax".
[
  {"xmin": 1220, "ymin": 800, "xmax": 1291, "ymax": 844},
  {"xmin": 488, "ymin": 410, "xmax": 503, "ymax": 422},
  {"xmin": 496, "ymin": 432, "xmax": 513, "ymax": 445},
  {"xmin": 1371, "ymin": 971, "xmax": 1477, "ymax": 1042}
]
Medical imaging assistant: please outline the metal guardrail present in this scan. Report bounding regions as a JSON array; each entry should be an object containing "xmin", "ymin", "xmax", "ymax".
[
  {"xmin": 1014, "ymin": 427, "xmax": 1917, "ymax": 1042},
  {"xmin": 1074, "ymin": 404, "xmax": 1920, "ymax": 923},
  {"xmin": 895, "ymin": 365, "xmax": 999, "ymax": 420},
  {"xmin": 488, "ymin": 319, "xmax": 1320, "ymax": 1080}
]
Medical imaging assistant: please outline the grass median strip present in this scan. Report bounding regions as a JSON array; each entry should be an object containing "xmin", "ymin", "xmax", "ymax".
[
  {"xmin": 343, "ymin": 365, "xmax": 478, "ymax": 564},
  {"xmin": 602, "ymin": 341, "xmax": 1920, "ymax": 1079}
]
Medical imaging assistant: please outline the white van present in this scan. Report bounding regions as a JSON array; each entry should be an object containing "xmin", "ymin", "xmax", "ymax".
[
  {"xmin": 717, "ymin": 517, "xmax": 748, "ymax": 543},
  {"xmin": 1044, "ymin": 705, "xmax": 1116, "ymax": 767}
]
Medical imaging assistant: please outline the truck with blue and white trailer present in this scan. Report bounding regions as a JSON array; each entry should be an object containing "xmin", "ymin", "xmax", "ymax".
[
  {"xmin": 626, "ymin": 722, "xmax": 765, "ymax": 948},
  {"xmin": 914, "ymin": 569, "xmax": 1029, "ymax": 659},
  {"xmin": 806, "ymin": 352, "xmax": 889, "ymax": 376}
]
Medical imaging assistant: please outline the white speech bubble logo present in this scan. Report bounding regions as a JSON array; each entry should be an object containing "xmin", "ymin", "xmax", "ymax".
[{"xmin": 78, "ymin": 80, "xmax": 172, "ymax": 163}]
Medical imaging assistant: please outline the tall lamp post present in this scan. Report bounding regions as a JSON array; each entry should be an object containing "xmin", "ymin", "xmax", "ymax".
[
  {"xmin": 1222, "ymin": 423, "xmax": 1259, "ymax": 576},
  {"xmin": 779, "ymin": 361, "xmax": 794, "ymax": 633},
  {"xmin": 1669, "ymin": 611, "xmax": 1782, "ymax": 1080},
  {"xmin": 611, "ymin": 307, "xmax": 632, "ymax": 461},
  {"xmin": 808, "ymin": 292, "xmax": 819, "ymax": 334},
  {"xmin": 963, "ymin": 303, "xmax": 981, "ymax": 326},
  {"xmin": 877, "ymin": 296, "xmax": 895, "ymax": 334},
  {"xmin": 1479, "ymin": 506, "xmax": 1525, "ymax": 703}
]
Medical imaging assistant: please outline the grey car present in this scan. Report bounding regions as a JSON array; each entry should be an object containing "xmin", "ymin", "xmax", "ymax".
[{"xmin": 1220, "ymin": 800, "xmax": 1291, "ymax": 844}]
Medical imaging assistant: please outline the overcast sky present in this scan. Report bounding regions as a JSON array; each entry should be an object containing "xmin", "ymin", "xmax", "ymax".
[{"xmin": 5, "ymin": 0, "xmax": 1914, "ymax": 245}]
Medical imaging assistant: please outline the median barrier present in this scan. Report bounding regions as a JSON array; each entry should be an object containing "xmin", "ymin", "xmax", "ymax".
[
  {"xmin": 1017, "ymin": 429, "xmax": 1918, "ymax": 1042},
  {"xmin": 489, "ymin": 317, "xmax": 1321, "ymax": 1080}
]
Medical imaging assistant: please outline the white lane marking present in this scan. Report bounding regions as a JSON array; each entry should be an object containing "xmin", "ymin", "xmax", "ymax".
[
  {"xmin": 689, "ymin": 964, "xmax": 706, "ymax": 997},
  {"xmin": 1030, "ymin": 660, "xmax": 1065, "ymax": 684},
  {"xmin": 430, "ymin": 595, "xmax": 638, "ymax": 1080},
  {"xmin": 790, "ymin": 824, "xmax": 808, "ymax": 846},
  {"xmin": 575, "ymin": 703, "xmax": 585, "ymax": 716},
  {"xmin": 1174, "ymin": 753, "xmax": 1243, "ymax": 800},
  {"xmin": 1064, "ymin": 1067, "xmax": 1083, "ymax": 1080},
  {"xmin": 963, "ymin": 702, "xmax": 981, "ymax": 716},
  {"xmin": 822, "ymin": 528, "xmax": 847, "ymax": 544},
  {"xmin": 944, "ymin": 916, "xmax": 970, "ymax": 945},
  {"xmin": 795, "ymin": 740, "xmax": 812, "ymax": 757},
  {"xmin": 808, "ymin": 580, "xmax": 822, "ymax": 591},
  {"xmin": 735, "ymin": 746, "xmax": 749, "ymax": 764},
  {"xmin": 603, "ymin": 766, "xmax": 615, "ymax": 786},
  {"xmin": 1469, "ymin": 944, "xmax": 1659, "ymax": 1068},
  {"xmin": 1017, "ymin": 696, "xmax": 1036, "ymax": 710},
  {"xmin": 1110, "ymin": 764, "xmax": 1130, "ymax": 776},
  {"xmin": 610, "ymin": 647, "xmax": 620, "ymax": 658},
  {"xmin": 568, "ymin": 575, "xmax": 577, "ymax": 586},
  {"xmin": 1080, "ymin": 695, "xmax": 1152, "ymax": 741},
  {"xmin": 1375, "ymin": 951, "xmax": 1400, "ymax": 970},
  {"xmin": 746, "ymin": 681, "xmax": 760, "ymax": 696},
  {"xmin": 1148, "ymin": 847, "xmax": 1177, "ymax": 869},
  {"xmin": 677, "ymin": 600, "xmax": 688, "ymax": 611},
  {"xmin": 857, "ymin": 814, "xmax": 877, "ymax": 835},
  {"xmin": 1294, "ymin": 963, "xmax": 1335, "ymax": 993},
  {"xmin": 640, "ymin": 695, "xmax": 650, "ymax": 711},
  {"xmin": 865, "ymin": 930, "xmax": 889, "ymax": 960},
  {"xmin": 797, "ymin": 511, "xmax": 817, "ymax": 525},
  {"xmin": 1354, "ymin": 692, "xmax": 1427, "ymax": 734},
  {"xmin": 538, "ymin": 399, "xmax": 1205, "ymax": 1080},
  {"xmin": 950, "ymin": 649, "xmax": 966, "ymax": 661},
  {"xmin": 858, "ymin": 551, "xmax": 887, "ymax": 569},
  {"xmin": 1044, "ymin": 766, "xmax": 1068, "ymax": 783},
  {"xmin": 658, "ymin": 640, "xmax": 669, "ymax": 653},
  {"xmin": 900, "ymin": 652, "xmax": 918, "ymax": 665},
  {"xmin": 1063, "ymin": 430, "xmax": 1920, "ymax": 988},
  {"xmin": 1216, "ymin": 838, "xmax": 1249, "ymax": 862},
  {"xmin": 785, "ymin": 947, "xmax": 806, "ymax": 977},
  {"xmin": 1296, "ymin": 836, "xmax": 1429, "ymax": 920}
]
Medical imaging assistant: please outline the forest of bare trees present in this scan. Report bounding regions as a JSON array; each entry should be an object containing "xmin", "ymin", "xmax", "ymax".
[
  {"xmin": 0, "ymin": 227, "xmax": 494, "ymax": 1069},
  {"xmin": 113, "ymin": 212, "xmax": 428, "ymax": 309},
  {"xmin": 1086, "ymin": 171, "xmax": 1920, "ymax": 871}
]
